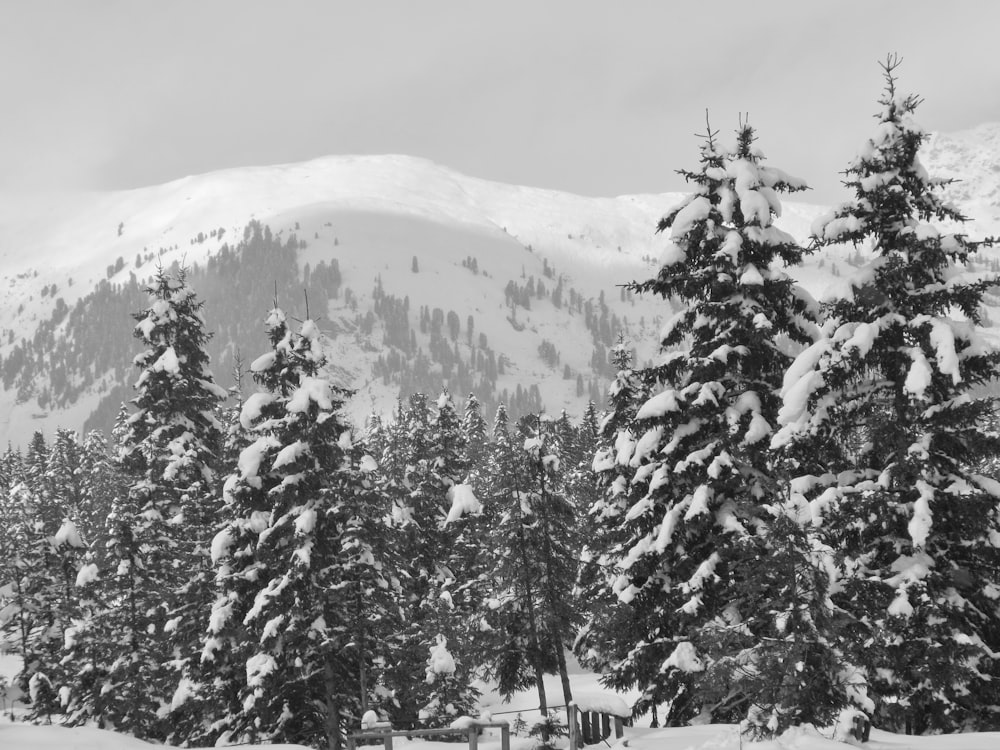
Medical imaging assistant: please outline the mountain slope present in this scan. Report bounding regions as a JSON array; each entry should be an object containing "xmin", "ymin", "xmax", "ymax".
[{"xmin": 0, "ymin": 129, "xmax": 998, "ymax": 446}]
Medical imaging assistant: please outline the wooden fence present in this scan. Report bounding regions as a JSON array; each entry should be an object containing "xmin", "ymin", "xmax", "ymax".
[
  {"xmin": 566, "ymin": 703, "xmax": 625, "ymax": 748},
  {"xmin": 347, "ymin": 722, "xmax": 511, "ymax": 750}
]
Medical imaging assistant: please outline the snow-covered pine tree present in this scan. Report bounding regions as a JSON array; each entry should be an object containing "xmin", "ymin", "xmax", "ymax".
[
  {"xmin": 76, "ymin": 430, "xmax": 120, "ymax": 565},
  {"xmin": 476, "ymin": 405, "xmax": 578, "ymax": 741},
  {"xmin": 371, "ymin": 393, "xmax": 436, "ymax": 727},
  {"xmin": 772, "ymin": 56, "xmax": 1000, "ymax": 733},
  {"xmin": 0, "ymin": 444, "xmax": 23, "ymax": 493},
  {"xmin": 477, "ymin": 405, "xmax": 553, "ymax": 698},
  {"xmin": 0, "ymin": 472, "xmax": 87, "ymax": 723},
  {"xmin": 204, "ymin": 306, "xmax": 388, "ymax": 749},
  {"xmin": 575, "ymin": 345, "xmax": 652, "ymax": 681},
  {"xmin": 519, "ymin": 412, "xmax": 581, "ymax": 710},
  {"xmin": 29, "ymin": 429, "xmax": 97, "ymax": 721},
  {"xmin": 374, "ymin": 391, "xmax": 480, "ymax": 728},
  {"xmin": 59, "ymin": 430, "xmax": 122, "ymax": 727},
  {"xmin": 47, "ymin": 430, "xmax": 89, "ymax": 541},
  {"xmin": 126, "ymin": 267, "xmax": 226, "ymax": 693},
  {"xmin": 218, "ymin": 351, "xmax": 252, "ymax": 474},
  {"xmin": 422, "ymin": 391, "xmax": 482, "ymax": 725},
  {"xmin": 421, "ymin": 634, "xmax": 473, "ymax": 727},
  {"xmin": 584, "ymin": 120, "xmax": 848, "ymax": 732},
  {"xmin": 462, "ymin": 393, "xmax": 490, "ymax": 471},
  {"xmin": 167, "ymin": 355, "xmax": 252, "ymax": 742},
  {"xmin": 70, "ymin": 266, "xmax": 224, "ymax": 738}
]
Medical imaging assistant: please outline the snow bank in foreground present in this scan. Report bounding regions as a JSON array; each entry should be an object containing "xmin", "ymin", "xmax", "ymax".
[
  {"xmin": 621, "ymin": 723, "xmax": 1000, "ymax": 750},
  {"xmin": 0, "ymin": 721, "xmax": 312, "ymax": 750},
  {"xmin": 5, "ymin": 649, "xmax": 1000, "ymax": 750},
  {"xmin": 5, "ymin": 710, "xmax": 1000, "ymax": 750}
]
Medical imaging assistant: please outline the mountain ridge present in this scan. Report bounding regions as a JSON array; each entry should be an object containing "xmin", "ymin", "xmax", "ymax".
[{"xmin": 0, "ymin": 127, "xmax": 998, "ymax": 446}]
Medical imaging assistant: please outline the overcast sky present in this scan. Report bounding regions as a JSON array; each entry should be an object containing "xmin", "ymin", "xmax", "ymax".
[{"xmin": 2, "ymin": 1, "xmax": 999, "ymax": 206}]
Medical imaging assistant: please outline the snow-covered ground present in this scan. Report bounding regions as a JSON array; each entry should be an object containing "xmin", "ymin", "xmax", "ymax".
[{"xmin": 4, "ymin": 651, "xmax": 1000, "ymax": 750}]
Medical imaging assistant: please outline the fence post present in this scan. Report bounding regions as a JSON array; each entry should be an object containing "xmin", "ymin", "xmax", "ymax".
[
  {"xmin": 589, "ymin": 711, "xmax": 601, "ymax": 744},
  {"xmin": 501, "ymin": 722, "xmax": 510, "ymax": 750},
  {"xmin": 567, "ymin": 703, "xmax": 580, "ymax": 749},
  {"xmin": 613, "ymin": 716, "xmax": 624, "ymax": 740},
  {"xmin": 468, "ymin": 726, "xmax": 479, "ymax": 750}
]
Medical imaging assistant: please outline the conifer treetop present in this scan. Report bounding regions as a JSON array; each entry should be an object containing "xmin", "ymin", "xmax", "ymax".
[
  {"xmin": 776, "ymin": 57, "xmax": 999, "ymax": 447},
  {"xmin": 812, "ymin": 54, "xmax": 975, "ymax": 249}
]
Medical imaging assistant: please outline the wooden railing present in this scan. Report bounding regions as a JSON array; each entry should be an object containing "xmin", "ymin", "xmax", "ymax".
[{"xmin": 347, "ymin": 722, "xmax": 511, "ymax": 750}]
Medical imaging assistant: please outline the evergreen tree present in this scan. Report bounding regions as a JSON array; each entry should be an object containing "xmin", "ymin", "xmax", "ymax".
[
  {"xmin": 23, "ymin": 432, "xmax": 50, "ymax": 492},
  {"xmin": 66, "ymin": 266, "xmax": 224, "ymax": 738},
  {"xmin": 519, "ymin": 413, "xmax": 581, "ymax": 710},
  {"xmin": 772, "ymin": 56, "xmax": 1000, "ymax": 733},
  {"xmin": 204, "ymin": 307, "xmax": 388, "ymax": 749},
  {"xmin": 462, "ymin": 393, "xmax": 490, "ymax": 472},
  {"xmin": 47, "ymin": 430, "xmax": 88, "ymax": 538},
  {"xmin": 477, "ymin": 405, "xmax": 553, "ymax": 703},
  {"xmin": 0, "ymin": 471, "xmax": 87, "ymax": 723},
  {"xmin": 58, "ymin": 429, "xmax": 122, "ymax": 727},
  {"xmin": 476, "ymin": 406, "xmax": 580, "ymax": 740},
  {"xmin": 575, "ymin": 348, "xmax": 650, "ymax": 678},
  {"xmin": 583, "ymin": 120, "xmax": 844, "ymax": 733},
  {"xmin": 374, "ymin": 391, "xmax": 479, "ymax": 728}
]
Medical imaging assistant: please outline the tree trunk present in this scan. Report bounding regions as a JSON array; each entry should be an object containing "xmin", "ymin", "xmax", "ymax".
[
  {"xmin": 514, "ymin": 494, "xmax": 548, "ymax": 743},
  {"xmin": 534, "ymin": 661, "xmax": 549, "ymax": 742},
  {"xmin": 325, "ymin": 661, "xmax": 343, "ymax": 750},
  {"xmin": 357, "ymin": 585, "xmax": 369, "ymax": 715},
  {"xmin": 555, "ymin": 647, "xmax": 573, "ymax": 707}
]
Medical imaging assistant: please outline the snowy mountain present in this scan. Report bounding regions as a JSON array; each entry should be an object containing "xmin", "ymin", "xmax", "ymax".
[{"xmin": 0, "ymin": 126, "xmax": 998, "ymax": 447}]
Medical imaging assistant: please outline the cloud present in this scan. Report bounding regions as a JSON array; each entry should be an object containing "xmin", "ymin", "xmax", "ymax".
[{"xmin": 1, "ymin": 0, "xmax": 999, "ymax": 206}]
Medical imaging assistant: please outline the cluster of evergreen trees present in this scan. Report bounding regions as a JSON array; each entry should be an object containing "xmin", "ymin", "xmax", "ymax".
[
  {"xmin": 0, "ymin": 266, "xmax": 605, "ymax": 748},
  {"xmin": 577, "ymin": 59, "xmax": 1000, "ymax": 736},
  {"xmin": 2, "ymin": 60, "xmax": 1000, "ymax": 746}
]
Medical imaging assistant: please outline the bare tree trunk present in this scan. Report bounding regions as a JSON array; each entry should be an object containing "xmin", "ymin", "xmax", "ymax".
[
  {"xmin": 357, "ymin": 585, "xmax": 369, "ymax": 715},
  {"xmin": 325, "ymin": 661, "xmax": 343, "ymax": 750},
  {"xmin": 555, "ymin": 646, "xmax": 573, "ymax": 707},
  {"xmin": 534, "ymin": 662, "xmax": 549, "ymax": 742}
]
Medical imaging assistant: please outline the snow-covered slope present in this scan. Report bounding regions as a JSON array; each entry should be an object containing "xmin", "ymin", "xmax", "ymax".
[
  {"xmin": 923, "ymin": 122, "xmax": 1000, "ymax": 228},
  {"xmin": 0, "ymin": 125, "xmax": 997, "ymax": 447},
  {"xmin": 0, "ymin": 155, "xmax": 689, "ymax": 443}
]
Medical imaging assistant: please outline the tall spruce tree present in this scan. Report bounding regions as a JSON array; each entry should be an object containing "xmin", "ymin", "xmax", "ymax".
[
  {"xmin": 58, "ymin": 430, "xmax": 122, "ymax": 728},
  {"xmin": 204, "ymin": 306, "xmax": 388, "ymax": 749},
  {"xmin": 583, "ymin": 120, "xmax": 850, "ymax": 733},
  {"xmin": 421, "ymin": 391, "xmax": 482, "ymax": 726},
  {"xmin": 772, "ymin": 56, "xmax": 1000, "ymax": 733},
  {"xmin": 372, "ymin": 391, "xmax": 479, "ymax": 728},
  {"xmin": 0, "ymin": 475, "xmax": 86, "ymax": 722},
  {"xmin": 575, "ymin": 346, "xmax": 651, "ymax": 681},
  {"xmin": 476, "ymin": 405, "xmax": 581, "ymax": 739},
  {"xmin": 518, "ymin": 412, "xmax": 581, "ymax": 709},
  {"xmin": 66, "ymin": 266, "xmax": 224, "ymax": 738}
]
